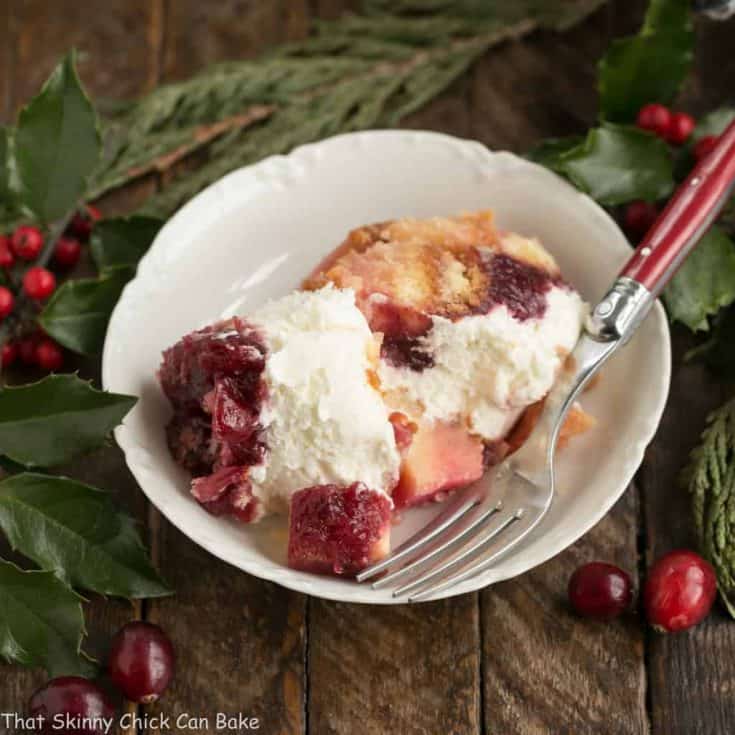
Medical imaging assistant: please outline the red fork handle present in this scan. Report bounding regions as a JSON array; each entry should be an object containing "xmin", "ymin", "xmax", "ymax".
[{"xmin": 620, "ymin": 117, "xmax": 735, "ymax": 297}]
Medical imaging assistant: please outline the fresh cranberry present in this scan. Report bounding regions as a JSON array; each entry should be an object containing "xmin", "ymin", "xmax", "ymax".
[
  {"xmin": 18, "ymin": 335, "xmax": 39, "ymax": 365},
  {"xmin": 108, "ymin": 621, "xmax": 175, "ymax": 703},
  {"xmin": 568, "ymin": 562, "xmax": 633, "ymax": 620},
  {"xmin": 0, "ymin": 286, "xmax": 14, "ymax": 319},
  {"xmin": 68, "ymin": 205, "xmax": 102, "ymax": 241},
  {"xmin": 636, "ymin": 103, "xmax": 672, "ymax": 137},
  {"xmin": 54, "ymin": 237, "xmax": 82, "ymax": 268},
  {"xmin": 1, "ymin": 341, "xmax": 17, "ymax": 367},
  {"xmin": 644, "ymin": 549, "xmax": 717, "ymax": 632},
  {"xmin": 694, "ymin": 134, "xmax": 719, "ymax": 161},
  {"xmin": 23, "ymin": 266, "xmax": 56, "ymax": 300},
  {"xmin": 0, "ymin": 236, "xmax": 13, "ymax": 268},
  {"xmin": 36, "ymin": 339, "xmax": 64, "ymax": 372},
  {"xmin": 28, "ymin": 677, "xmax": 115, "ymax": 735},
  {"xmin": 666, "ymin": 112, "xmax": 696, "ymax": 145},
  {"xmin": 623, "ymin": 201, "xmax": 658, "ymax": 239},
  {"xmin": 11, "ymin": 225, "xmax": 43, "ymax": 260}
]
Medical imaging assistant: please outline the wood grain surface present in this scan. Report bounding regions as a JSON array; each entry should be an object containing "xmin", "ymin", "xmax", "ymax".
[{"xmin": 2, "ymin": 1, "xmax": 735, "ymax": 734}]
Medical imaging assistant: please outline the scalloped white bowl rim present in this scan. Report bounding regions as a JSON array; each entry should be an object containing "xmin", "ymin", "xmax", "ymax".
[{"xmin": 103, "ymin": 129, "xmax": 671, "ymax": 604}]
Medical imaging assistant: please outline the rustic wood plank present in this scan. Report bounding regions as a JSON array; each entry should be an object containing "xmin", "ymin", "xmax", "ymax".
[
  {"xmin": 641, "ymin": 332, "xmax": 735, "ymax": 735},
  {"xmin": 470, "ymin": 6, "xmax": 647, "ymax": 734},
  {"xmin": 481, "ymin": 490, "xmax": 647, "ymax": 735},
  {"xmin": 142, "ymin": 5, "xmax": 311, "ymax": 734}
]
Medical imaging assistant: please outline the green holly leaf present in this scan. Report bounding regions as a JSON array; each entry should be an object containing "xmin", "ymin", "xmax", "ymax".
[
  {"xmin": 14, "ymin": 51, "xmax": 100, "ymax": 224},
  {"xmin": 0, "ymin": 558, "xmax": 95, "ymax": 677},
  {"xmin": 598, "ymin": 0, "xmax": 693, "ymax": 123},
  {"xmin": 39, "ymin": 267, "xmax": 132, "ymax": 355},
  {"xmin": 526, "ymin": 136, "xmax": 583, "ymax": 172},
  {"xmin": 664, "ymin": 227, "xmax": 735, "ymax": 331},
  {"xmin": 556, "ymin": 124, "xmax": 674, "ymax": 206},
  {"xmin": 0, "ymin": 374, "xmax": 136, "ymax": 468},
  {"xmin": 0, "ymin": 473, "xmax": 172, "ymax": 599},
  {"xmin": 90, "ymin": 216, "xmax": 163, "ymax": 273},
  {"xmin": 686, "ymin": 305, "xmax": 735, "ymax": 374}
]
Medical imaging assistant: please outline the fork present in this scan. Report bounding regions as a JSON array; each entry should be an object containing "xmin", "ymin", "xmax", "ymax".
[{"xmin": 357, "ymin": 118, "xmax": 735, "ymax": 602}]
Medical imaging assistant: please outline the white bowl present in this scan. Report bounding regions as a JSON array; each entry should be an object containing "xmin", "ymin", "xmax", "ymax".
[{"xmin": 103, "ymin": 130, "xmax": 671, "ymax": 604}]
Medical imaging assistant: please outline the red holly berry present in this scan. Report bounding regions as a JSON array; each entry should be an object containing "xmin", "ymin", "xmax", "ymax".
[
  {"xmin": 636, "ymin": 103, "xmax": 672, "ymax": 137},
  {"xmin": 1, "ymin": 341, "xmax": 17, "ymax": 367},
  {"xmin": 36, "ymin": 339, "xmax": 64, "ymax": 372},
  {"xmin": 18, "ymin": 335, "xmax": 40, "ymax": 365},
  {"xmin": 68, "ymin": 205, "xmax": 102, "ymax": 241},
  {"xmin": 0, "ymin": 236, "xmax": 13, "ymax": 269},
  {"xmin": 644, "ymin": 550, "xmax": 717, "ymax": 632},
  {"xmin": 53, "ymin": 237, "xmax": 82, "ymax": 268},
  {"xmin": 623, "ymin": 200, "xmax": 659, "ymax": 239},
  {"xmin": 666, "ymin": 112, "xmax": 696, "ymax": 145},
  {"xmin": 0, "ymin": 286, "xmax": 14, "ymax": 319},
  {"xmin": 23, "ymin": 267, "xmax": 56, "ymax": 300},
  {"xmin": 694, "ymin": 135, "xmax": 719, "ymax": 161},
  {"xmin": 11, "ymin": 225, "xmax": 43, "ymax": 260}
]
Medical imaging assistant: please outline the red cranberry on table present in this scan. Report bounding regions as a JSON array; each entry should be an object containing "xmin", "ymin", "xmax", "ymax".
[
  {"xmin": 644, "ymin": 549, "xmax": 717, "ymax": 632},
  {"xmin": 568, "ymin": 562, "xmax": 633, "ymax": 620},
  {"xmin": 11, "ymin": 225, "xmax": 43, "ymax": 260},
  {"xmin": 0, "ymin": 286, "xmax": 14, "ymax": 319},
  {"xmin": 108, "ymin": 621, "xmax": 175, "ymax": 703},
  {"xmin": 0, "ymin": 236, "xmax": 13, "ymax": 268},
  {"xmin": 28, "ymin": 677, "xmax": 115, "ymax": 735},
  {"xmin": 623, "ymin": 200, "xmax": 658, "ymax": 239},
  {"xmin": 54, "ymin": 237, "xmax": 82, "ymax": 268},
  {"xmin": 636, "ymin": 103, "xmax": 672, "ymax": 137},
  {"xmin": 694, "ymin": 134, "xmax": 719, "ymax": 161},
  {"xmin": 36, "ymin": 338, "xmax": 64, "ymax": 372},
  {"xmin": 1, "ymin": 341, "xmax": 18, "ymax": 367},
  {"xmin": 665, "ymin": 112, "xmax": 696, "ymax": 145},
  {"xmin": 23, "ymin": 266, "xmax": 56, "ymax": 300}
]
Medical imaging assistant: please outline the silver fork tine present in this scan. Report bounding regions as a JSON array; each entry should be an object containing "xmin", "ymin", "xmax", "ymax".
[
  {"xmin": 406, "ymin": 504, "xmax": 546, "ymax": 602},
  {"xmin": 372, "ymin": 499, "xmax": 503, "ymax": 589},
  {"xmin": 355, "ymin": 484, "xmax": 484, "ymax": 583}
]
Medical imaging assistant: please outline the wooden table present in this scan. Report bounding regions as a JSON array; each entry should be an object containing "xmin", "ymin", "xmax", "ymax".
[{"xmin": 2, "ymin": 2, "xmax": 735, "ymax": 733}]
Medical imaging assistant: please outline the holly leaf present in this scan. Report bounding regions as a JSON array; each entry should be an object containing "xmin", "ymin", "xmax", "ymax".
[
  {"xmin": 0, "ymin": 473, "xmax": 172, "ymax": 599},
  {"xmin": 0, "ymin": 374, "xmax": 136, "ymax": 468},
  {"xmin": 598, "ymin": 0, "xmax": 693, "ymax": 122},
  {"xmin": 39, "ymin": 267, "xmax": 132, "ymax": 355},
  {"xmin": 14, "ymin": 50, "xmax": 100, "ymax": 224},
  {"xmin": 556, "ymin": 124, "xmax": 674, "ymax": 205},
  {"xmin": 686, "ymin": 305, "xmax": 735, "ymax": 374},
  {"xmin": 0, "ymin": 558, "xmax": 95, "ymax": 677},
  {"xmin": 664, "ymin": 227, "xmax": 735, "ymax": 331},
  {"xmin": 526, "ymin": 136, "xmax": 583, "ymax": 172},
  {"xmin": 90, "ymin": 216, "xmax": 163, "ymax": 273},
  {"xmin": 692, "ymin": 107, "xmax": 735, "ymax": 142}
]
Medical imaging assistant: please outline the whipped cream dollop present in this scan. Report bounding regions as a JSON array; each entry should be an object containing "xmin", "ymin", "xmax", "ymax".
[
  {"xmin": 249, "ymin": 287, "xmax": 400, "ymax": 513},
  {"xmin": 378, "ymin": 285, "xmax": 587, "ymax": 440}
]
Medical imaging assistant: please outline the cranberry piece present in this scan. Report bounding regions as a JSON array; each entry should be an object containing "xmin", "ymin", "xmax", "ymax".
[
  {"xmin": 36, "ymin": 339, "xmax": 64, "ymax": 372},
  {"xmin": 636, "ymin": 103, "xmax": 672, "ymax": 137},
  {"xmin": 0, "ymin": 236, "xmax": 13, "ymax": 268},
  {"xmin": 623, "ymin": 200, "xmax": 658, "ymax": 239},
  {"xmin": 67, "ymin": 205, "xmax": 102, "ymax": 241},
  {"xmin": 54, "ymin": 237, "xmax": 82, "ymax": 268},
  {"xmin": 644, "ymin": 549, "xmax": 717, "ymax": 632},
  {"xmin": 108, "ymin": 621, "xmax": 175, "ymax": 703},
  {"xmin": 694, "ymin": 134, "xmax": 719, "ymax": 161},
  {"xmin": 0, "ymin": 286, "xmax": 14, "ymax": 319},
  {"xmin": 1, "ymin": 341, "xmax": 18, "ymax": 367},
  {"xmin": 23, "ymin": 266, "xmax": 56, "ymax": 300},
  {"xmin": 666, "ymin": 112, "xmax": 696, "ymax": 145},
  {"xmin": 28, "ymin": 677, "xmax": 115, "ymax": 735},
  {"xmin": 568, "ymin": 562, "xmax": 633, "ymax": 620},
  {"xmin": 11, "ymin": 225, "xmax": 44, "ymax": 260}
]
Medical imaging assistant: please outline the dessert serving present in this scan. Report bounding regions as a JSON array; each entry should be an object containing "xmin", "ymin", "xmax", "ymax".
[{"xmin": 159, "ymin": 210, "xmax": 594, "ymax": 577}]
